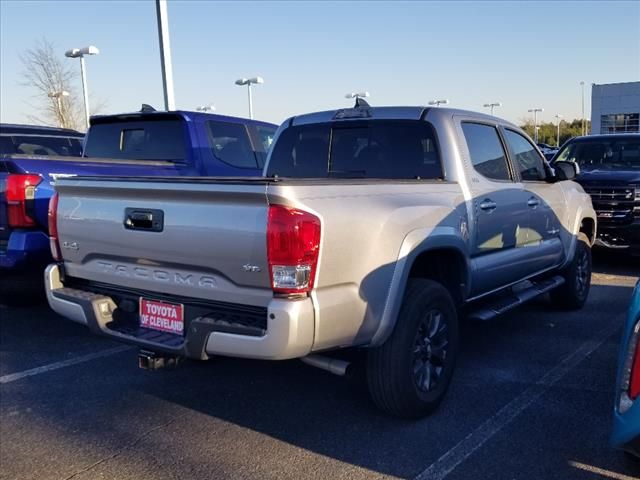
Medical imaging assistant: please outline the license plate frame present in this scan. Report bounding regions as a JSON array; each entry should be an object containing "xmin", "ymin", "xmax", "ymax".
[{"xmin": 139, "ymin": 297, "xmax": 185, "ymax": 336}]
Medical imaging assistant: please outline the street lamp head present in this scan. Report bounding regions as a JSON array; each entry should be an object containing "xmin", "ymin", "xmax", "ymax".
[
  {"xmin": 345, "ymin": 91, "xmax": 370, "ymax": 99},
  {"xmin": 81, "ymin": 45, "xmax": 99, "ymax": 56},
  {"xmin": 196, "ymin": 105, "xmax": 216, "ymax": 112},
  {"xmin": 65, "ymin": 46, "xmax": 99, "ymax": 58},
  {"xmin": 236, "ymin": 77, "xmax": 264, "ymax": 86},
  {"xmin": 428, "ymin": 99, "xmax": 449, "ymax": 106},
  {"xmin": 527, "ymin": 108, "xmax": 544, "ymax": 113},
  {"xmin": 65, "ymin": 48, "xmax": 81, "ymax": 58}
]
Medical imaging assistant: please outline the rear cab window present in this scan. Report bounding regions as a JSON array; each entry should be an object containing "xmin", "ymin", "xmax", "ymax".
[
  {"xmin": 461, "ymin": 123, "xmax": 512, "ymax": 181},
  {"xmin": 84, "ymin": 117, "xmax": 187, "ymax": 161},
  {"xmin": 267, "ymin": 120, "xmax": 442, "ymax": 179}
]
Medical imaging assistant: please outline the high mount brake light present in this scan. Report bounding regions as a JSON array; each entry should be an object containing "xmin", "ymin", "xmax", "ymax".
[
  {"xmin": 267, "ymin": 205, "xmax": 321, "ymax": 294},
  {"xmin": 6, "ymin": 174, "xmax": 41, "ymax": 228}
]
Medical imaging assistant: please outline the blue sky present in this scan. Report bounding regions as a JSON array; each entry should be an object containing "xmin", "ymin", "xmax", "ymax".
[{"xmin": 1, "ymin": 0, "xmax": 639, "ymax": 127}]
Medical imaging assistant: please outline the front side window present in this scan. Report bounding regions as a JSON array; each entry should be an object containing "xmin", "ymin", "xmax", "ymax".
[
  {"xmin": 267, "ymin": 120, "xmax": 442, "ymax": 179},
  {"xmin": 461, "ymin": 123, "xmax": 511, "ymax": 181},
  {"xmin": 207, "ymin": 121, "xmax": 257, "ymax": 169},
  {"xmin": 504, "ymin": 129, "xmax": 547, "ymax": 181}
]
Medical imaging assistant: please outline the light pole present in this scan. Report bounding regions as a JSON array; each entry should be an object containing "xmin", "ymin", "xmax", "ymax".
[
  {"xmin": 235, "ymin": 77, "xmax": 264, "ymax": 119},
  {"xmin": 580, "ymin": 81, "xmax": 586, "ymax": 136},
  {"xmin": 196, "ymin": 105, "xmax": 216, "ymax": 112},
  {"xmin": 428, "ymin": 99, "xmax": 449, "ymax": 107},
  {"xmin": 528, "ymin": 108, "xmax": 544, "ymax": 143},
  {"xmin": 155, "ymin": 0, "xmax": 175, "ymax": 111},
  {"xmin": 48, "ymin": 91, "xmax": 69, "ymax": 127},
  {"xmin": 65, "ymin": 46, "xmax": 99, "ymax": 129},
  {"xmin": 483, "ymin": 102, "xmax": 502, "ymax": 115},
  {"xmin": 554, "ymin": 114, "xmax": 563, "ymax": 147}
]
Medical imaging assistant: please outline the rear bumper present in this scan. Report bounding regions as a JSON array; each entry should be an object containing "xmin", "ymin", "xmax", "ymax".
[
  {"xmin": 0, "ymin": 230, "xmax": 50, "ymax": 271},
  {"xmin": 45, "ymin": 264, "xmax": 315, "ymax": 360},
  {"xmin": 612, "ymin": 401, "xmax": 640, "ymax": 457}
]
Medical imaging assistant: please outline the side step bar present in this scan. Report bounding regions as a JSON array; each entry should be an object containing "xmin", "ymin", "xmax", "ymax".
[{"xmin": 468, "ymin": 275, "xmax": 565, "ymax": 321}]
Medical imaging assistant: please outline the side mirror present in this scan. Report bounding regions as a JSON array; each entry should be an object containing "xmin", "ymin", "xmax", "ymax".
[{"xmin": 553, "ymin": 161, "xmax": 578, "ymax": 181}]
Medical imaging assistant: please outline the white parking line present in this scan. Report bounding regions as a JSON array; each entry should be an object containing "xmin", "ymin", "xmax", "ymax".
[
  {"xmin": 569, "ymin": 461, "xmax": 639, "ymax": 480},
  {"xmin": 0, "ymin": 345, "xmax": 131, "ymax": 384},
  {"xmin": 414, "ymin": 323, "xmax": 621, "ymax": 480}
]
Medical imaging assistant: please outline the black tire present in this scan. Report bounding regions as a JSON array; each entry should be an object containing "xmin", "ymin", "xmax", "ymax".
[
  {"xmin": 366, "ymin": 279, "xmax": 459, "ymax": 418},
  {"xmin": 549, "ymin": 232, "xmax": 592, "ymax": 310}
]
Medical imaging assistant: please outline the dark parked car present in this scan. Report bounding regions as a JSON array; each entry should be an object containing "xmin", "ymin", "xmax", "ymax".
[{"xmin": 553, "ymin": 133, "xmax": 640, "ymax": 253}]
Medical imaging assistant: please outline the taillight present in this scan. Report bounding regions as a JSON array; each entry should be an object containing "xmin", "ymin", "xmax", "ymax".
[
  {"xmin": 6, "ymin": 174, "xmax": 41, "ymax": 227},
  {"xmin": 630, "ymin": 335, "xmax": 640, "ymax": 400},
  {"xmin": 267, "ymin": 205, "xmax": 321, "ymax": 294},
  {"xmin": 48, "ymin": 192, "xmax": 61, "ymax": 261}
]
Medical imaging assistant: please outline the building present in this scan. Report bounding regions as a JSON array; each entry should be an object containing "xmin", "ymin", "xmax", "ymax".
[{"xmin": 591, "ymin": 81, "xmax": 640, "ymax": 134}]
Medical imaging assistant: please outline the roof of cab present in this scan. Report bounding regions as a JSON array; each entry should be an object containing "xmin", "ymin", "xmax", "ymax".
[
  {"xmin": 568, "ymin": 133, "xmax": 640, "ymax": 142},
  {"xmin": 89, "ymin": 110, "xmax": 278, "ymax": 129},
  {"xmin": 288, "ymin": 106, "xmax": 519, "ymax": 130},
  {"xmin": 0, "ymin": 123, "xmax": 84, "ymax": 137}
]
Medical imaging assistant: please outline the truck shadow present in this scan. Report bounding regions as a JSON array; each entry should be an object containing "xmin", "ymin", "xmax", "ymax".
[{"xmin": 126, "ymin": 283, "xmax": 634, "ymax": 478}]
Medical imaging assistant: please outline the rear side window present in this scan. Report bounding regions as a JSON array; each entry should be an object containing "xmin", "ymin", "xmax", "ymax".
[
  {"xmin": 3, "ymin": 135, "xmax": 82, "ymax": 156},
  {"xmin": 0, "ymin": 136, "xmax": 16, "ymax": 155},
  {"xmin": 85, "ymin": 119, "xmax": 186, "ymax": 161},
  {"xmin": 267, "ymin": 121, "xmax": 442, "ymax": 179},
  {"xmin": 504, "ymin": 129, "xmax": 547, "ymax": 181},
  {"xmin": 252, "ymin": 125, "xmax": 277, "ymax": 168},
  {"xmin": 462, "ymin": 123, "xmax": 511, "ymax": 181},
  {"xmin": 207, "ymin": 121, "xmax": 257, "ymax": 169}
]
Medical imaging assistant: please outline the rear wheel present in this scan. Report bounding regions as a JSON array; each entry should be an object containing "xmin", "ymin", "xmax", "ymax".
[
  {"xmin": 550, "ymin": 232, "xmax": 591, "ymax": 310},
  {"xmin": 367, "ymin": 279, "xmax": 459, "ymax": 418}
]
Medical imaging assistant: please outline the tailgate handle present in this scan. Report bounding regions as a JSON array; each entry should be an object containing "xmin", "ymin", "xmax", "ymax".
[{"xmin": 124, "ymin": 208, "xmax": 164, "ymax": 232}]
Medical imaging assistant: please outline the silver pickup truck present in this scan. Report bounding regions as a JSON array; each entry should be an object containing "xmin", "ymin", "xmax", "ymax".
[{"xmin": 46, "ymin": 105, "xmax": 596, "ymax": 417}]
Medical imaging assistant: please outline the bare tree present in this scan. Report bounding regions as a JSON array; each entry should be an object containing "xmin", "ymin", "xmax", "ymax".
[{"xmin": 20, "ymin": 38, "xmax": 85, "ymax": 130}]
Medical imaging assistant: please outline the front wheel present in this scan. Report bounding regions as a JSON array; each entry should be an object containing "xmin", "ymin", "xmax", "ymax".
[
  {"xmin": 367, "ymin": 279, "xmax": 459, "ymax": 418},
  {"xmin": 550, "ymin": 232, "xmax": 592, "ymax": 310}
]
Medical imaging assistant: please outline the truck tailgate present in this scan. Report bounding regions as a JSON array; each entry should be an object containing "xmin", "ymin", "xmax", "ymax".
[{"xmin": 55, "ymin": 178, "xmax": 273, "ymax": 306}]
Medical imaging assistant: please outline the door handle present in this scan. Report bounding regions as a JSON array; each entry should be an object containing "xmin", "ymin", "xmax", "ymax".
[
  {"xmin": 527, "ymin": 197, "xmax": 540, "ymax": 208},
  {"xmin": 479, "ymin": 199, "xmax": 497, "ymax": 211},
  {"xmin": 124, "ymin": 208, "xmax": 164, "ymax": 232}
]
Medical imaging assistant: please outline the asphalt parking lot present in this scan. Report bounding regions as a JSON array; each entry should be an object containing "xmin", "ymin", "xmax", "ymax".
[{"xmin": 1, "ymin": 252, "xmax": 639, "ymax": 480}]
